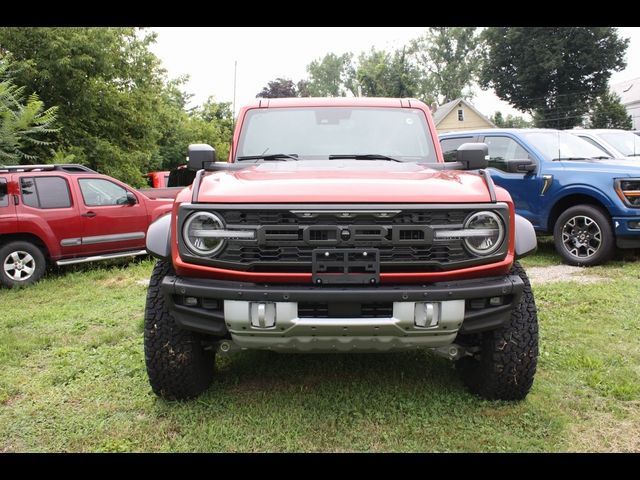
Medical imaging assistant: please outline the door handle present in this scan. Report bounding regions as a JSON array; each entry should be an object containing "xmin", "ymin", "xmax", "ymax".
[{"xmin": 82, "ymin": 211, "xmax": 97, "ymax": 218}]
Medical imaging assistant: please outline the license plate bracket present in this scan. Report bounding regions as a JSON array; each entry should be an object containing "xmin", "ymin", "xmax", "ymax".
[{"xmin": 312, "ymin": 249, "xmax": 380, "ymax": 285}]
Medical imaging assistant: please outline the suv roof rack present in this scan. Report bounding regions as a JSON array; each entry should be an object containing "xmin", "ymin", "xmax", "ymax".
[{"xmin": 0, "ymin": 164, "xmax": 97, "ymax": 173}]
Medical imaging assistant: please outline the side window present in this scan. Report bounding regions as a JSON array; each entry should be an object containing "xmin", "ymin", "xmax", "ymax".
[
  {"xmin": 440, "ymin": 137, "xmax": 473, "ymax": 162},
  {"xmin": 78, "ymin": 178, "xmax": 129, "ymax": 206},
  {"xmin": 0, "ymin": 178, "xmax": 8, "ymax": 207},
  {"xmin": 578, "ymin": 136, "xmax": 612, "ymax": 156},
  {"xmin": 20, "ymin": 176, "xmax": 71, "ymax": 209},
  {"xmin": 457, "ymin": 109, "xmax": 464, "ymax": 121},
  {"xmin": 484, "ymin": 136, "xmax": 530, "ymax": 172}
]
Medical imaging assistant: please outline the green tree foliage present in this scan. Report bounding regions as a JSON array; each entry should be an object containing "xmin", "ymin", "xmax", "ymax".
[
  {"xmin": 356, "ymin": 48, "xmax": 422, "ymax": 98},
  {"xmin": 490, "ymin": 111, "xmax": 533, "ymax": 128},
  {"xmin": 480, "ymin": 27, "xmax": 629, "ymax": 129},
  {"xmin": 256, "ymin": 78, "xmax": 298, "ymax": 98},
  {"xmin": 409, "ymin": 27, "xmax": 482, "ymax": 105},
  {"xmin": 588, "ymin": 91, "xmax": 632, "ymax": 129},
  {"xmin": 306, "ymin": 53, "xmax": 357, "ymax": 97},
  {"xmin": 0, "ymin": 55, "xmax": 59, "ymax": 164}
]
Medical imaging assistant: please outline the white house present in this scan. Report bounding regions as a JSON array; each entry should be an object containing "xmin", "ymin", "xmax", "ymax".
[{"xmin": 611, "ymin": 77, "xmax": 640, "ymax": 130}]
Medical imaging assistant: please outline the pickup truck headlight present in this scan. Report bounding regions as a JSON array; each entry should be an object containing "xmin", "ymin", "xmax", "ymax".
[
  {"xmin": 615, "ymin": 179, "xmax": 640, "ymax": 207},
  {"xmin": 462, "ymin": 211, "xmax": 505, "ymax": 256}
]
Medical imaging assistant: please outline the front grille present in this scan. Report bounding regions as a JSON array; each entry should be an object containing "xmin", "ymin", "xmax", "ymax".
[
  {"xmin": 298, "ymin": 302, "xmax": 393, "ymax": 318},
  {"xmin": 178, "ymin": 204, "xmax": 510, "ymax": 273}
]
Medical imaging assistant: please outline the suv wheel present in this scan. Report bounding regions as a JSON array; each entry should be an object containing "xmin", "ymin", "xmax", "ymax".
[
  {"xmin": 0, "ymin": 241, "xmax": 46, "ymax": 288},
  {"xmin": 144, "ymin": 259, "xmax": 215, "ymax": 400},
  {"xmin": 553, "ymin": 205, "xmax": 614, "ymax": 266},
  {"xmin": 457, "ymin": 262, "xmax": 538, "ymax": 401}
]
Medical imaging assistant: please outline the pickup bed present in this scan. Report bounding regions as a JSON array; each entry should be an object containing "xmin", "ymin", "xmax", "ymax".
[{"xmin": 0, "ymin": 164, "xmax": 177, "ymax": 287}]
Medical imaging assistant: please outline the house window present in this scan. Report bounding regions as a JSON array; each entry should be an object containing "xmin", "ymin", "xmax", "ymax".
[{"xmin": 458, "ymin": 109, "xmax": 464, "ymax": 121}]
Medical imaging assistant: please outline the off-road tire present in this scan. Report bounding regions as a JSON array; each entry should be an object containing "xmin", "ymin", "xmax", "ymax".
[
  {"xmin": 0, "ymin": 241, "xmax": 47, "ymax": 288},
  {"xmin": 553, "ymin": 204, "xmax": 615, "ymax": 267},
  {"xmin": 457, "ymin": 262, "xmax": 538, "ymax": 401},
  {"xmin": 144, "ymin": 259, "xmax": 215, "ymax": 400}
]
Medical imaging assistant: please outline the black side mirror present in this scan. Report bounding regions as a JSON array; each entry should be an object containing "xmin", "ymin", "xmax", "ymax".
[
  {"xmin": 456, "ymin": 143, "xmax": 489, "ymax": 170},
  {"xmin": 188, "ymin": 144, "xmax": 217, "ymax": 171},
  {"xmin": 126, "ymin": 191, "xmax": 137, "ymax": 205},
  {"xmin": 504, "ymin": 158, "xmax": 536, "ymax": 174}
]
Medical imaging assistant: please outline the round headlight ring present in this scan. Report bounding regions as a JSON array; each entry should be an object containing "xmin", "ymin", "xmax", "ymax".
[
  {"xmin": 463, "ymin": 211, "xmax": 505, "ymax": 256},
  {"xmin": 183, "ymin": 211, "xmax": 226, "ymax": 256}
]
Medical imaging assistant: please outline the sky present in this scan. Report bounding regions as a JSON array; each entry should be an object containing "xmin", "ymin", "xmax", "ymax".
[{"xmin": 150, "ymin": 27, "xmax": 640, "ymax": 119}]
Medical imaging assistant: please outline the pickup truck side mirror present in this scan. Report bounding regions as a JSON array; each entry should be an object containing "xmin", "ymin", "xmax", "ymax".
[
  {"xmin": 188, "ymin": 144, "xmax": 217, "ymax": 171},
  {"xmin": 504, "ymin": 158, "xmax": 536, "ymax": 174},
  {"xmin": 456, "ymin": 143, "xmax": 489, "ymax": 170}
]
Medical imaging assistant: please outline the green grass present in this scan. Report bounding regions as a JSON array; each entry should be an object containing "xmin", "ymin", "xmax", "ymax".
[{"xmin": 1, "ymin": 247, "xmax": 639, "ymax": 452}]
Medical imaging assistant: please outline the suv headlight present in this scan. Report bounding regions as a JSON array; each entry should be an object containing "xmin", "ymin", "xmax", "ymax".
[
  {"xmin": 615, "ymin": 179, "xmax": 640, "ymax": 207},
  {"xmin": 462, "ymin": 211, "xmax": 505, "ymax": 256},
  {"xmin": 183, "ymin": 211, "xmax": 227, "ymax": 256}
]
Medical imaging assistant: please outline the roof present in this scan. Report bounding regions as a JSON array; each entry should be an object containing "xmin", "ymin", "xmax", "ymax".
[
  {"xmin": 432, "ymin": 98, "xmax": 496, "ymax": 127},
  {"xmin": 611, "ymin": 77, "xmax": 640, "ymax": 105},
  {"xmin": 244, "ymin": 97, "xmax": 430, "ymax": 109},
  {"xmin": 439, "ymin": 128, "xmax": 569, "ymax": 137}
]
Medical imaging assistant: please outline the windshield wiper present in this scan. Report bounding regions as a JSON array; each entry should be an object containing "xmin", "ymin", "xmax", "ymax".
[
  {"xmin": 626, "ymin": 153, "xmax": 640, "ymax": 157},
  {"xmin": 590, "ymin": 156, "xmax": 613, "ymax": 160},
  {"xmin": 236, "ymin": 153, "xmax": 299, "ymax": 162},
  {"xmin": 552, "ymin": 157, "xmax": 590, "ymax": 161},
  {"xmin": 328, "ymin": 154, "xmax": 404, "ymax": 163}
]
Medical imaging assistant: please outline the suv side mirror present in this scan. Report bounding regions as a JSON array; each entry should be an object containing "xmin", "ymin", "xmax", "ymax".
[
  {"xmin": 456, "ymin": 143, "xmax": 489, "ymax": 170},
  {"xmin": 504, "ymin": 158, "xmax": 536, "ymax": 174},
  {"xmin": 188, "ymin": 144, "xmax": 217, "ymax": 171},
  {"xmin": 125, "ymin": 191, "xmax": 137, "ymax": 205}
]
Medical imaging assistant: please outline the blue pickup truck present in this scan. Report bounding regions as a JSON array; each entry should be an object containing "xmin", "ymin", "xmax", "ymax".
[{"xmin": 439, "ymin": 128, "xmax": 640, "ymax": 266}]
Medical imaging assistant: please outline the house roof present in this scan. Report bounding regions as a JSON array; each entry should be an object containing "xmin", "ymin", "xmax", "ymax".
[
  {"xmin": 611, "ymin": 77, "xmax": 640, "ymax": 106},
  {"xmin": 432, "ymin": 98, "xmax": 496, "ymax": 127}
]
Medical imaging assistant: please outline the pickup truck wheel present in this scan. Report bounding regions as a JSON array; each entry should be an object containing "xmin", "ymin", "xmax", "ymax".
[
  {"xmin": 553, "ymin": 205, "xmax": 614, "ymax": 266},
  {"xmin": 457, "ymin": 262, "xmax": 538, "ymax": 401},
  {"xmin": 144, "ymin": 259, "xmax": 215, "ymax": 400},
  {"xmin": 0, "ymin": 241, "xmax": 46, "ymax": 288}
]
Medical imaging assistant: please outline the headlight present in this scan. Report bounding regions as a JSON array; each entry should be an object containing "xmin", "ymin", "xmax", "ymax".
[
  {"xmin": 615, "ymin": 179, "xmax": 640, "ymax": 207},
  {"xmin": 183, "ymin": 212, "xmax": 226, "ymax": 256},
  {"xmin": 462, "ymin": 211, "xmax": 505, "ymax": 256}
]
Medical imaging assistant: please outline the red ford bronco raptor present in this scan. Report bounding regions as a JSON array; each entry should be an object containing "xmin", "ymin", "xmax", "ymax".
[{"xmin": 144, "ymin": 97, "xmax": 539, "ymax": 401}]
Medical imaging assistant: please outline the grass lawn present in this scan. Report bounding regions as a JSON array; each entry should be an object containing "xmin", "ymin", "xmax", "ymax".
[{"xmin": 1, "ymin": 238, "xmax": 639, "ymax": 452}]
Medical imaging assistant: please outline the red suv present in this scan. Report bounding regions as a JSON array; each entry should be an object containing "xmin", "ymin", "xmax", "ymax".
[{"xmin": 0, "ymin": 164, "xmax": 175, "ymax": 287}]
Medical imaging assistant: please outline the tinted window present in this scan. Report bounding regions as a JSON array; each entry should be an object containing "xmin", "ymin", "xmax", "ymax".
[
  {"xmin": 0, "ymin": 178, "xmax": 8, "ymax": 207},
  {"xmin": 20, "ymin": 176, "xmax": 71, "ymax": 209},
  {"xmin": 237, "ymin": 107, "xmax": 437, "ymax": 163},
  {"xmin": 79, "ymin": 178, "xmax": 129, "ymax": 206},
  {"xmin": 440, "ymin": 137, "xmax": 473, "ymax": 162},
  {"xmin": 484, "ymin": 136, "xmax": 530, "ymax": 172}
]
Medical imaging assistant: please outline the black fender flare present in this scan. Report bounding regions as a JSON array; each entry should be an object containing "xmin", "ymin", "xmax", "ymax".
[
  {"xmin": 514, "ymin": 214, "xmax": 537, "ymax": 259},
  {"xmin": 146, "ymin": 213, "xmax": 172, "ymax": 259}
]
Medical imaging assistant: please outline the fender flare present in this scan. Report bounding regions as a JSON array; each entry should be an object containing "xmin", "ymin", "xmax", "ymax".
[
  {"xmin": 146, "ymin": 213, "xmax": 172, "ymax": 259},
  {"xmin": 515, "ymin": 214, "xmax": 537, "ymax": 259}
]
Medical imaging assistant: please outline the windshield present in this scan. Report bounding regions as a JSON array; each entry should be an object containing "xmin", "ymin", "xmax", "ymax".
[
  {"xmin": 597, "ymin": 131, "xmax": 640, "ymax": 157},
  {"xmin": 520, "ymin": 131, "xmax": 612, "ymax": 161},
  {"xmin": 236, "ymin": 107, "xmax": 437, "ymax": 163}
]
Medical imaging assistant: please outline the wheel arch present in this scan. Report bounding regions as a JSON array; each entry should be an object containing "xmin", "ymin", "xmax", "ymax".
[
  {"xmin": 0, "ymin": 233, "xmax": 51, "ymax": 262},
  {"xmin": 547, "ymin": 192, "xmax": 613, "ymax": 233}
]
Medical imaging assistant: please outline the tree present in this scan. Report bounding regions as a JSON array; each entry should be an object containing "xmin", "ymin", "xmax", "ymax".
[
  {"xmin": 306, "ymin": 53, "xmax": 357, "ymax": 97},
  {"xmin": 0, "ymin": 55, "xmax": 59, "ymax": 164},
  {"xmin": 409, "ymin": 27, "xmax": 482, "ymax": 105},
  {"xmin": 490, "ymin": 111, "xmax": 533, "ymax": 128},
  {"xmin": 0, "ymin": 27, "xmax": 174, "ymax": 185},
  {"xmin": 256, "ymin": 78, "xmax": 298, "ymax": 98},
  {"xmin": 480, "ymin": 27, "xmax": 629, "ymax": 129},
  {"xmin": 588, "ymin": 91, "xmax": 632, "ymax": 129},
  {"xmin": 356, "ymin": 48, "xmax": 422, "ymax": 98}
]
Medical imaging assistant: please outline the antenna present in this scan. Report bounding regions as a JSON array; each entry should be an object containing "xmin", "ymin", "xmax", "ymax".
[{"xmin": 232, "ymin": 60, "xmax": 238, "ymax": 122}]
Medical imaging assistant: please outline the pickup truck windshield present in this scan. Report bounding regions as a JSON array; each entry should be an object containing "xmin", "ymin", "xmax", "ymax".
[
  {"xmin": 236, "ymin": 107, "xmax": 437, "ymax": 163},
  {"xmin": 520, "ymin": 131, "xmax": 612, "ymax": 161},
  {"xmin": 598, "ymin": 131, "xmax": 640, "ymax": 157}
]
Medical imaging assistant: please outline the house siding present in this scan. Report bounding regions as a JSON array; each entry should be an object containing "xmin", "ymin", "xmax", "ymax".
[{"xmin": 436, "ymin": 102, "xmax": 494, "ymax": 132}]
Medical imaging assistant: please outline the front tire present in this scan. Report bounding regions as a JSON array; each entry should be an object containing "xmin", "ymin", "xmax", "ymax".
[
  {"xmin": 144, "ymin": 259, "xmax": 215, "ymax": 400},
  {"xmin": 0, "ymin": 241, "xmax": 46, "ymax": 288},
  {"xmin": 553, "ymin": 205, "xmax": 615, "ymax": 266},
  {"xmin": 457, "ymin": 262, "xmax": 538, "ymax": 401}
]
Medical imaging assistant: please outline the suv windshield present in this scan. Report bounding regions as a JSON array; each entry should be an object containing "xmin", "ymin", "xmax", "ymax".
[
  {"xmin": 598, "ymin": 131, "xmax": 640, "ymax": 156},
  {"xmin": 520, "ymin": 131, "xmax": 612, "ymax": 161},
  {"xmin": 236, "ymin": 107, "xmax": 437, "ymax": 163}
]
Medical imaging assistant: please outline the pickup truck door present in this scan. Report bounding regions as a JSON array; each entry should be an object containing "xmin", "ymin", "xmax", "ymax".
[
  {"xmin": 74, "ymin": 177, "xmax": 149, "ymax": 255},
  {"xmin": 479, "ymin": 134, "xmax": 544, "ymax": 228}
]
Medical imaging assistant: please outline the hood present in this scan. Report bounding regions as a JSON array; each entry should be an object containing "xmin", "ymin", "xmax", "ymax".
[
  {"xmin": 194, "ymin": 160, "xmax": 493, "ymax": 203},
  {"xmin": 559, "ymin": 158, "xmax": 640, "ymax": 176}
]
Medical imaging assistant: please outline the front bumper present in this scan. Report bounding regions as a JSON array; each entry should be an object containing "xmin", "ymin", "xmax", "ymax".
[
  {"xmin": 160, "ymin": 273, "xmax": 524, "ymax": 352},
  {"xmin": 613, "ymin": 216, "xmax": 640, "ymax": 248}
]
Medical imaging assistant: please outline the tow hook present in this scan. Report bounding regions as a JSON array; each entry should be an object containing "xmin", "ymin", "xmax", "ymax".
[
  {"xmin": 217, "ymin": 340, "xmax": 242, "ymax": 355},
  {"xmin": 432, "ymin": 344, "xmax": 468, "ymax": 361}
]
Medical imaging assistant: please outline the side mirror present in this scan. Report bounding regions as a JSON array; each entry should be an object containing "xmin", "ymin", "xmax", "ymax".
[
  {"xmin": 188, "ymin": 144, "xmax": 217, "ymax": 171},
  {"xmin": 125, "ymin": 191, "xmax": 137, "ymax": 205},
  {"xmin": 504, "ymin": 158, "xmax": 536, "ymax": 174},
  {"xmin": 456, "ymin": 143, "xmax": 489, "ymax": 170}
]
